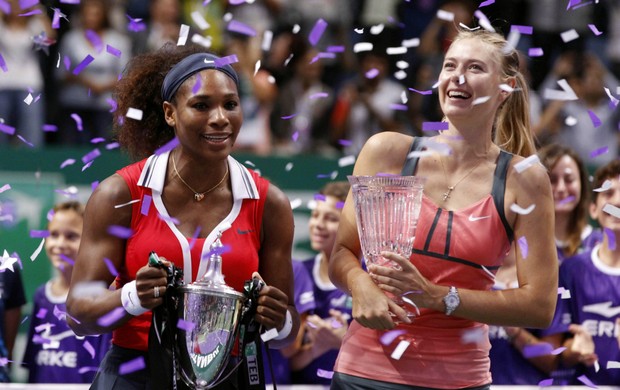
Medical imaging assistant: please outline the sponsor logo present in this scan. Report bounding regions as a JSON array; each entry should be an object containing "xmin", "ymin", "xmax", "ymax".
[
  {"xmin": 468, "ymin": 214, "xmax": 491, "ymax": 222},
  {"xmin": 36, "ymin": 350, "xmax": 77, "ymax": 368}
]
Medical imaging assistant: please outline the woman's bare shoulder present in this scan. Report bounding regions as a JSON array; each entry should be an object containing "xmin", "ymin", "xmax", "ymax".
[{"xmin": 355, "ymin": 132, "xmax": 414, "ymax": 175}]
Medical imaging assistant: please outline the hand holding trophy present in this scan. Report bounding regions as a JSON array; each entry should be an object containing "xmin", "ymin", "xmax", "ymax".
[{"xmin": 348, "ymin": 175, "xmax": 425, "ymax": 318}]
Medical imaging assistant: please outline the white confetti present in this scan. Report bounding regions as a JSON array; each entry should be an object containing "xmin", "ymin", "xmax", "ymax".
[
  {"xmin": 353, "ymin": 42, "xmax": 373, "ymax": 53},
  {"xmin": 387, "ymin": 46, "xmax": 407, "ymax": 55},
  {"xmin": 261, "ymin": 30, "xmax": 273, "ymax": 52},
  {"xmin": 560, "ymin": 29, "xmax": 579, "ymax": 43},
  {"xmin": 114, "ymin": 199, "xmax": 140, "ymax": 208},
  {"xmin": 474, "ymin": 10, "xmax": 495, "ymax": 32},
  {"xmin": 604, "ymin": 87, "xmax": 619, "ymax": 107},
  {"xmin": 473, "ymin": 96, "xmax": 490, "ymax": 105},
  {"xmin": 461, "ymin": 327, "xmax": 486, "ymax": 344},
  {"xmin": 260, "ymin": 328, "xmax": 278, "ymax": 342},
  {"xmin": 30, "ymin": 238, "xmax": 45, "ymax": 261},
  {"xmin": 565, "ymin": 116, "xmax": 578, "ymax": 126},
  {"xmin": 499, "ymin": 84, "xmax": 514, "ymax": 93},
  {"xmin": 437, "ymin": 9, "xmax": 454, "ymax": 21},
  {"xmin": 543, "ymin": 79, "xmax": 578, "ymax": 101},
  {"xmin": 285, "ymin": 162, "xmax": 293, "ymax": 171},
  {"xmin": 126, "ymin": 108, "xmax": 143, "ymax": 121},
  {"xmin": 177, "ymin": 24, "xmax": 190, "ymax": 46},
  {"xmin": 190, "ymin": 11, "xmax": 209, "ymax": 30},
  {"xmin": 607, "ymin": 361, "xmax": 620, "ymax": 369},
  {"xmin": 602, "ymin": 203, "xmax": 620, "ymax": 219},
  {"xmin": 513, "ymin": 154, "xmax": 541, "ymax": 173},
  {"xmin": 369, "ymin": 24, "xmax": 384, "ymax": 35},
  {"xmin": 290, "ymin": 198, "xmax": 302, "ymax": 210},
  {"xmin": 24, "ymin": 93, "xmax": 34, "ymax": 105},
  {"xmin": 394, "ymin": 70, "xmax": 407, "ymax": 80},
  {"xmin": 558, "ymin": 287, "xmax": 571, "ymax": 299},
  {"xmin": 254, "ymin": 60, "xmax": 261, "ymax": 77},
  {"xmin": 594, "ymin": 360, "xmax": 600, "ymax": 373},
  {"xmin": 510, "ymin": 203, "xmax": 536, "ymax": 215},
  {"xmin": 390, "ymin": 340, "xmax": 410, "ymax": 360},
  {"xmin": 191, "ymin": 34, "xmax": 212, "ymax": 48},
  {"xmin": 396, "ymin": 60, "xmax": 410, "ymax": 69},
  {"xmin": 402, "ymin": 38, "xmax": 420, "ymax": 48},
  {"xmin": 593, "ymin": 180, "xmax": 612, "ymax": 192},
  {"xmin": 458, "ymin": 75, "xmax": 465, "ymax": 85},
  {"xmin": 338, "ymin": 155, "xmax": 356, "ymax": 167}
]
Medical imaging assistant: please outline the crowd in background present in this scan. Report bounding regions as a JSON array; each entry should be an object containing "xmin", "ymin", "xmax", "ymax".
[
  {"xmin": 0, "ymin": 0, "xmax": 619, "ymax": 169},
  {"xmin": 1, "ymin": 0, "xmax": 620, "ymax": 387}
]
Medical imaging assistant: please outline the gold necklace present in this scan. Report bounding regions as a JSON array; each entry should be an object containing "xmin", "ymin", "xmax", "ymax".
[
  {"xmin": 171, "ymin": 153, "xmax": 229, "ymax": 202},
  {"xmin": 439, "ymin": 152, "xmax": 488, "ymax": 202}
]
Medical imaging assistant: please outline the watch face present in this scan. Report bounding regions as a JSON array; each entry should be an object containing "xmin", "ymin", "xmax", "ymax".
[{"xmin": 446, "ymin": 295, "xmax": 459, "ymax": 307}]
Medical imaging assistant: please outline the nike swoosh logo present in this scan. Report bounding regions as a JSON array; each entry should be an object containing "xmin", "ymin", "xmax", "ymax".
[
  {"xmin": 237, "ymin": 228, "xmax": 253, "ymax": 234},
  {"xmin": 582, "ymin": 302, "xmax": 620, "ymax": 318},
  {"xmin": 128, "ymin": 291, "xmax": 136, "ymax": 305},
  {"xmin": 468, "ymin": 214, "xmax": 491, "ymax": 222}
]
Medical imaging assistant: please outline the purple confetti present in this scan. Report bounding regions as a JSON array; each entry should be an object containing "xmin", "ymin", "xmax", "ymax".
[
  {"xmin": 0, "ymin": 53, "xmax": 7, "ymax": 72},
  {"xmin": 408, "ymin": 88, "xmax": 433, "ymax": 95},
  {"xmin": 60, "ymin": 0, "xmax": 81, "ymax": 3},
  {"xmin": 314, "ymin": 194, "xmax": 327, "ymax": 201},
  {"xmin": 82, "ymin": 160, "xmax": 93, "ymax": 171},
  {"xmin": 511, "ymin": 25, "xmax": 533, "ymax": 34},
  {"xmin": 309, "ymin": 92, "xmax": 329, "ymax": 100},
  {"xmin": 119, "ymin": 356, "xmax": 146, "ymax": 375},
  {"xmin": 0, "ymin": 0, "xmax": 8, "ymax": 14},
  {"xmin": 309, "ymin": 18, "xmax": 328, "ymax": 46},
  {"xmin": 538, "ymin": 378, "xmax": 554, "ymax": 387},
  {"xmin": 557, "ymin": 195, "xmax": 576, "ymax": 206},
  {"xmin": 327, "ymin": 45, "xmax": 345, "ymax": 52},
  {"xmin": 141, "ymin": 195, "xmax": 152, "ymax": 216},
  {"xmin": 154, "ymin": 137, "xmax": 179, "ymax": 155},
  {"xmin": 192, "ymin": 78, "xmax": 202, "ymax": 94},
  {"xmin": 107, "ymin": 225, "xmax": 134, "ymax": 239},
  {"xmin": 63, "ymin": 55, "xmax": 71, "ymax": 71},
  {"xmin": 42, "ymin": 124, "xmax": 58, "ymax": 132},
  {"xmin": 83, "ymin": 340, "xmax": 95, "ymax": 359},
  {"xmin": 107, "ymin": 98, "xmax": 117, "ymax": 112},
  {"xmin": 17, "ymin": 135, "xmax": 34, "ymax": 147},
  {"xmin": 0, "ymin": 123, "xmax": 15, "ymax": 135},
  {"xmin": 91, "ymin": 137, "xmax": 106, "ymax": 144},
  {"xmin": 97, "ymin": 307, "xmax": 126, "ymax": 327},
  {"xmin": 522, "ymin": 342, "xmax": 553, "ymax": 358},
  {"xmin": 104, "ymin": 257, "xmax": 119, "ymax": 277},
  {"xmin": 106, "ymin": 142, "xmax": 120, "ymax": 150},
  {"xmin": 551, "ymin": 346, "xmax": 566, "ymax": 355},
  {"xmin": 59, "ymin": 254, "xmax": 75, "ymax": 265},
  {"xmin": 528, "ymin": 48, "xmax": 544, "ymax": 57},
  {"xmin": 338, "ymin": 139, "xmax": 352, "ymax": 146},
  {"xmin": 71, "ymin": 113, "xmax": 83, "ymax": 131},
  {"xmin": 365, "ymin": 68, "xmax": 379, "ymax": 79},
  {"xmin": 291, "ymin": 131, "xmax": 299, "ymax": 142},
  {"xmin": 72, "ymin": 55, "xmax": 95, "ymax": 75},
  {"xmin": 30, "ymin": 230, "xmax": 49, "ymax": 238},
  {"xmin": 317, "ymin": 369, "xmax": 334, "ymax": 379},
  {"xmin": 36, "ymin": 308, "xmax": 47, "ymax": 319},
  {"xmin": 588, "ymin": 24, "xmax": 603, "ymax": 36},
  {"xmin": 604, "ymin": 227, "xmax": 616, "ymax": 250},
  {"xmin": 85, "ymin": 30, "xmax": 103, "ymax": 52},
  {"xmin": 389, "ymin": 103, "xmax": 408, "ymax": 111},
  {"xmin": 590, "ymin": 146, "xmax": 609, "ymax": 158},
  {"xmin": 106, "ymin": 44, "xmax": 121, "ymax": 58},
  {"xmin": 82, "ymin": 148, "xmax": 101, "ymax": 164},
  {"xmin": 478, "ymin": 0, "xmax": 495, "ymax": 6},
  {"xmin": 422, "ymin": 121, "xmax": 449, "ymax": 131},
  {"xmin": 380, "ymin": 329, "xmax": 407, "ymax": 345},
  {"xmin": 587, "ymin": 110, "xmax": 602, "ymax": 127},
  {"xmin": 577, "ymin": 374, "xmax": 598, "ymax": 388},
  {"xmin": 78, "ymin": 366, "xmax": 99, "ymax": 374},
  {"xmin": 59, "ymin": 158, "xmax": 75, "ymax": 168},
  {"xmin": 189, "ymin": 226, "xmax": 201, "ymax": 250},
  {"xmin": 518, "ymin": 236, "xmax": 528, "ymax": 258},
  {"xmin": 18, "ymin": 9, "xmax": 41, "ymax": 16},
  {"xmin": 51, "ymin": 8, "xmax": 62, "ymax": 29},
  {"xmin": 214, "ymin": 54, "xmax": 239, "ymax": 67},
  {"xmin": 281, "ymin": 113, "xmax": 298, "ymax": 120},
  {"xmin": 0, "ymin": 184, "xmax": 10, "ymax": 193},
  {"xmin": 126, "ymin": 15, "xmax": 146, "ymax": 32},
  {"xmin": 20, "ymin": 0, "xmax": 39, "ymax": 9},
  {"xmin": 227, "ymin": 20, "xmax": 257, "ymax": 37},
  {"xmin": 91, "ymin": 181, "xmax": 100, "ymax": 192},
  {"xmin": 336, "ymin": 201, "xmax": 345, "ymax": 209},
  {"xmin": 177, "ymin": 319, "xmax": 196, "ymax": 332}
]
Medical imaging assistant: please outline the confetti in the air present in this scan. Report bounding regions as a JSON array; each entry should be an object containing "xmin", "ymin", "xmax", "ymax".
[{"xmin": 510, "ymin": 203, "xmax": 536, "ymax": 215}]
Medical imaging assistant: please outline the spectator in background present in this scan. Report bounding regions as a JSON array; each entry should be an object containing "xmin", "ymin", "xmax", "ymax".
[
  {"xmin": 330, "ymin": 49, "xmax": 408, "ymax": 156},
  {"xmin": 543, "ymin": 159, "xmax": 620, "ymax": 385},
  {"xmin": 290, "ymin": 181, "xmax": 352, "ymax": 385},
  {"xmin": 271, "ymin": 38, "xmax": 336, "ymax": 156},
  {"xmin": 533, "ymin": 51, "xmax": 620, "ymax": 167},
  {"xmin": 130, "ymin": 0, "xmax": 180, "ymax": 56},
  {"xmin": 539, "ymin": 144, "xmax": 602, "ymax": 263},
  {"xmin": 0, "ymin": 252, "xmax": 26, "ymax": 383},
  {"xmin": 24, "ymin": 201, "xmax": 111, "ymax": 383},
  {"xmin": 226, "ymin": 33, "xmax": 277, "ymax": 156},
  {"xmin": 54, "ymin": 0, "xmax": 130, "ymax": 144},
  {"xmin": 0, "ymin": 0, "xmax": 54, "ymax": 147}
]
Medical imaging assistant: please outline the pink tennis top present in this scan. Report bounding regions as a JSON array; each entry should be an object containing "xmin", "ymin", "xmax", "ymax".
[
  {"xmin": 113, "ymin": 152, "xmax": 268, "ymax": 351},
  {"xmin": 334, "ymin": 137, "xmax": 514, "ymax": 388}
]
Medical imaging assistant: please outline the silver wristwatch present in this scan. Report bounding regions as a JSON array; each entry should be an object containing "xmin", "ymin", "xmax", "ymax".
[{"xmin": 443, "ymin": 286, "xmax": 460, "ymax": 316}]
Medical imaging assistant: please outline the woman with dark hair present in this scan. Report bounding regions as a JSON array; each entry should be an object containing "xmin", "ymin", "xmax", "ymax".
[{"xmin": 66, "ymin": 43, "xmax": 300, "ymax": 389}]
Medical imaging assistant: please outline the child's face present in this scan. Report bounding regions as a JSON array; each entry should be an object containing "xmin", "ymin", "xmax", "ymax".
[
  {"xmin": 45, "ymin": 209, "xmax": 83, "ymax": 271},
  {"xmin": 549, "ymin": 155, "xmax": 582, "ymax": 215},
  {"xmin": 590, "ymin": 176, "xmax": 620, "ymax": 233},
  {"xmin": 309, "ymin": 195, "xmax": 343, "ymax": 255}
]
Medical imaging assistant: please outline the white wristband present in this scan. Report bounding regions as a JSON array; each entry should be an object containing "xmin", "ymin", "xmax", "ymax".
[
  {"xmin": 273, "ymin": 309, "xmax": 293, "ymax": 341},
  {"xmin": 121, "ymin": 280, "xmax": 149, "ymax": 316}
]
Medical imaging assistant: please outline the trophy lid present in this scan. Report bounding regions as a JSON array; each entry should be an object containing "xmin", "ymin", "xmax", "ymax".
[{"xmin": 180, "ymin": 233, "xmax": 243, "ymax": 298}]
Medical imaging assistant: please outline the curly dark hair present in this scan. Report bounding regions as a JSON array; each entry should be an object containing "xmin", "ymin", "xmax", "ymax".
[{"xmin": 113, "ymin": 43, "xmax": 210, "ymax": 161}]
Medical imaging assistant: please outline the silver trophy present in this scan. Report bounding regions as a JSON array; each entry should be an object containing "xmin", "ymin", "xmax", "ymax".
[
  {"xmin": 348, "ymin": 175, "xmax": 425, "ymax": 314},
  {"xmin": 175, "ymin": 236, "xmax": 247, "ymax": 389}
]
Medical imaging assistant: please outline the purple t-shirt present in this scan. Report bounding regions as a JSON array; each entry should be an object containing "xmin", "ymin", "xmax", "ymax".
[
  {"xmin": 263, "ymin": 259, "xmax": 316, "ymax": 385},
  {"xmin": 545, "ymin": 245, "xmax": 620, "ymax": 385},
  {"xmin": 23, "ymin": 282, "xmax": 112, "ymax": 383},
  {"xmin": 294, "ymin": 254, "xmax": 353, "ymax": 385},
  {"xmin": 556, "ymin": 226, "xmax": 603, "ymax": 264}
]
